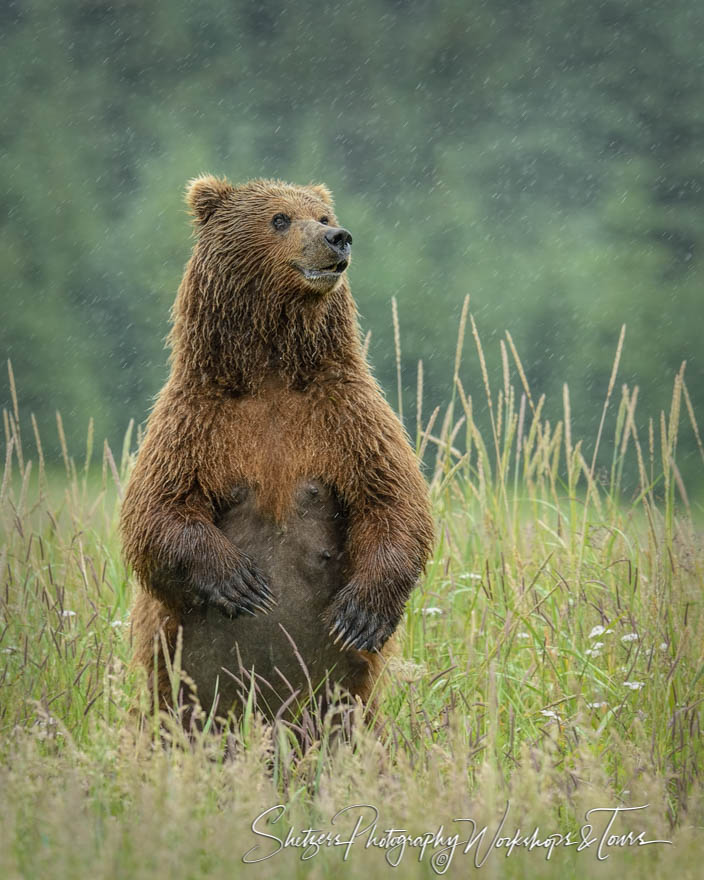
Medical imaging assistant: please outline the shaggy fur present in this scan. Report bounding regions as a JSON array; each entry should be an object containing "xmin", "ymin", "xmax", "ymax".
[{"xmin": 120, "ymin": 176, "xmax": 434, "ymax": 721}]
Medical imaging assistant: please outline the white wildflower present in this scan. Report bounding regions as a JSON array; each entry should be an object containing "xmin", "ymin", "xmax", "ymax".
[
  {"xmin": 621, "ymin": 633, "xmax": 639, "ymax": 643},
  {"xmin": 659, "ymin": 642, "xmax": 668, "ymax": 651},
  {"xmin": 623, "ymin": 681, "xmax": 644, "ymax": 690},
  {"xmin": 61, "ymin": 610, "xmax": 76, "ymax": 618},
  {"xmin": 517, "ymin": 632, "xmax": 531, "ymax": 640},
  {"xmin": 585, "ymin": 643, "xmax": 603, "ymax": 657},
  {"xmin": 421, "ymin": 607, "xmax": 443, "ymax": 616},
  {"xmin": 586, "ymin": 701, "xmax": 608, "ymax": 709},
  {"xmin": 540, "ymin": 709, "xmax": 559, "ymax": 719},
  {"xmin": 589, "ymin": 625, "xmax": 613, "ymax": 639}
]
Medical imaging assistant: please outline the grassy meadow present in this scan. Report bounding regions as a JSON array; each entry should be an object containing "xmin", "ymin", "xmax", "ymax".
[{"xmin": 1, "ymin": 303, "xmax": 703, "ymax": 879}]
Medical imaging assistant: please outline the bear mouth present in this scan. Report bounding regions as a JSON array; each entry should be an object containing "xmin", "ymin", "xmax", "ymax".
[{"xmin": 295, "ymin": 259, "xmax": 349, "ymax": 282}]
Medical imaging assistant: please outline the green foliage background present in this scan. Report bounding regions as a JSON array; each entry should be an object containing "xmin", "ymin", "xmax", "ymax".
[{"xmin": 2, "ymin": 0, "xmax": 702, "ymax": 489}]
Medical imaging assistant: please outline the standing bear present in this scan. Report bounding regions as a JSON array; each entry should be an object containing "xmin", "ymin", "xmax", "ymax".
[{"xmin": 120, "ymin": 176, "xmax": 435, "ymax": 724}]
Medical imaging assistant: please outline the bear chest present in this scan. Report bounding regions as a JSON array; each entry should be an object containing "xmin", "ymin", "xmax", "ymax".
[{"xmin": 214, "ymin": 386, "xmax": 331, "ymax": 516}]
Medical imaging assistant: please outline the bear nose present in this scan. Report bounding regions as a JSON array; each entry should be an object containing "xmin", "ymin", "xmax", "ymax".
[{"xmin": 324, "ymin": 227, "xmax": 353, "ymax": 253}]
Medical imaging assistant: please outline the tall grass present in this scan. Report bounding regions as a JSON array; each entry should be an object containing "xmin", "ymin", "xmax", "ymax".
[{"xmin": 1, "ymin": 308, "xmax": 703, "ymax": 879}]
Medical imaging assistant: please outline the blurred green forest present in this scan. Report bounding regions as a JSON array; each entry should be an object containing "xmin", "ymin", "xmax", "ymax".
[{"xmin": 1, "ymin": 0, "xmax": 703, "ymax": 491}]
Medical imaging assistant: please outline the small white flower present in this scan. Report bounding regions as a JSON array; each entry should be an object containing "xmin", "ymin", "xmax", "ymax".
[
  {"xmin": 621, "ymin": 633, "xmax": 639, "ymax": 643},
  {"xmin": 517, "ymin": 631, "xmax": 530, "ymax": 640},
  {"xmin": 111, "ymin": 620, "xmax": 124, "ymax": 628},
  {"xmin": 540, "ymin": 709, "xmax": 559, "ymax": 719},
  {"xmin": 659, "ymin": 642, "xmax": 668, "ymax": 651},
  {"xmin": 623, "ymin": 681, "xmax": 644, "ymax": 690},
  {"xmin": 589, "ymin": 625, "xmax": 613, "ymax": 639},
  {"xmin": 2, "ymin": 647, "xmax": 17, "ymax": 654},
  {"xmin": 586, "ymin": 701, "xmax": 608, "ymax": 709},
  {"xmin": 61, "ymin": 610, "xmax": 76, "ymax": 618},
  {"xmin": 421, "ymin": 607, "xmax": 443, "ymax": 616},
  {"xmin": 585, "ymin": 643, "xmax": 603, "ymax": 657}
]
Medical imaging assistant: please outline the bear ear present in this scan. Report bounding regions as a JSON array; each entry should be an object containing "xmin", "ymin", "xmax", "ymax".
[
  {"xmin": 308, "ymin": 183, "xmax": 334, "ymax": 207},
  {"xmin": 185, "ymin": 174, "xmax": 235, "ymax": 225}
]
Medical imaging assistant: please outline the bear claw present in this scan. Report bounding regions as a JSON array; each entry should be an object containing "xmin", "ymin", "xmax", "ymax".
[
  {"xmin": 328, "ymin": 591, "xmax": 400, "ymax": 653},
  {"xmin": 190, "ymin": 557, "xmax": 276, "ymax": 618}
]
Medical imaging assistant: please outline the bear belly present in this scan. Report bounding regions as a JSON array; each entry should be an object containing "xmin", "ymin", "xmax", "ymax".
[{"xmin": 179, "ymin": 478, "xmax": 368, "ymax": 719}]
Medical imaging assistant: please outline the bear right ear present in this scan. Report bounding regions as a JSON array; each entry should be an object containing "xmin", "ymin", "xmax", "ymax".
[
  {"xmin": 185, "ymin": 174, "xmax": 235, "ymax": 225},
  {"xmin": 308, "ymin": 183, "xmax": 334, "ymax": 207}
]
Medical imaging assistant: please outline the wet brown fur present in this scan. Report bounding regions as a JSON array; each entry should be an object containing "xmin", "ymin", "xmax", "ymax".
[{"xmin": 121, "ymin": 176, "xmax": 434, "ymax": 723}]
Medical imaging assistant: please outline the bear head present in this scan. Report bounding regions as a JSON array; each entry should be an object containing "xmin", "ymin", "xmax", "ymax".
[{"xmin": 185, "ymin": 175, "xmax": 352, "ymax": 296}]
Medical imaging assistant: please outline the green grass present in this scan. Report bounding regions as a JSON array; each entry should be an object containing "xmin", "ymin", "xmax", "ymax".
[{"xmin": 1, "ymin": 307, "xmax": 703, "ymax": 879}]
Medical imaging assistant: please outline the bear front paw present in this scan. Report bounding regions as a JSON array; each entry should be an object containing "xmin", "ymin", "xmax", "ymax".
[
  {"xmin": 189, "ymin": 556, "xmax": 276, "ymax": 618},
  {"xmin": 327, "ymin": 587, "xmax": 402, "ymax": 652}
]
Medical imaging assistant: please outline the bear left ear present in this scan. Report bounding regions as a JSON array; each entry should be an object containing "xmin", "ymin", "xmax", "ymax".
[
  {"xmin": 185, "ymin": 174, "xmax": 235, "ymax": 225},
  {"xmin": 308, "ymin": 183, "xmax": 334, "ymax": 207}
]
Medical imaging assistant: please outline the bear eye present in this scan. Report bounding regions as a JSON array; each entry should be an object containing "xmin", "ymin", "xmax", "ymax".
[
  {"xmin": 272, "ymin": 213, "xmax": 291, "ymax": 231},
  {"xmin": 319, "ymin": 216, "xmax": 329, "ymax": 225}
]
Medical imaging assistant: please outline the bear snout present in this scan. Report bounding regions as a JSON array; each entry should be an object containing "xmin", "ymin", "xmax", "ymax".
[{"xmin": 324, "ymin": 226, "xmax": 353, "ymax": 258}]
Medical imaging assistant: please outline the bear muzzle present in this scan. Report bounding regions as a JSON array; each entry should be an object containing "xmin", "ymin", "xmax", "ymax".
[{"xmin": 294, "ymin": 224, "xmax": 353, "ymax": 290}]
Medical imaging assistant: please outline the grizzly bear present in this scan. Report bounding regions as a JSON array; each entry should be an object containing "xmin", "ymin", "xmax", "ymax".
[{"xmin": 120, "ymin": 176, "xmax": 434, "ymax": 726}]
